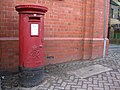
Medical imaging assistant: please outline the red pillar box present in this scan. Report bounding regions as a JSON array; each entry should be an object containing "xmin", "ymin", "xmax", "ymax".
[{"xmin": 15, "ymin": 5, "xmax": 48, "ymax": 87}]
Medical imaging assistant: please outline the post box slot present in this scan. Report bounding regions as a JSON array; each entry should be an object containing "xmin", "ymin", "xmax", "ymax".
[{"xmin": 29, "ymin": 17, "xmax": 40, "ymax": 21}]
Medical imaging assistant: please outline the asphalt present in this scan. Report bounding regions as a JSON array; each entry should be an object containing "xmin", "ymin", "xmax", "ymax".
[{"xmin": 1, "ymin": 44, "xmax": 120, "ymax": 90}]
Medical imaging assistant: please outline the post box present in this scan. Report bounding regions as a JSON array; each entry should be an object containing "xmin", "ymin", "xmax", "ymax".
[{"xmin": 15, "ymin": 5, "xmax": 48, "ymax": 87}]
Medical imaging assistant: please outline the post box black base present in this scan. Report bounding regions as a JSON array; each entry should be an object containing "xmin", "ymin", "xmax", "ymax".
[{"xmin": 19, "ymin": 66, "xmax": 44, "ymax": 87}]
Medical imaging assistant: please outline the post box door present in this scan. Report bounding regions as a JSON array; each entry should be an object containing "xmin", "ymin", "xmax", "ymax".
[{"xmin": 22, "ymin": 15, "xmax": 44, "ymax": 68}]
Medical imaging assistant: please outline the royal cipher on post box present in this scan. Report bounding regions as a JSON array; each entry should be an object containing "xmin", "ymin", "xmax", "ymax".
[{"xmin": 15, "ymin": 5, "xmax": 48, "ymax": 87}]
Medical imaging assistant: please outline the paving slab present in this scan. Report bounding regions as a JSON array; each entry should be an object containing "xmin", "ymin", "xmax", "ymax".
[{"xmin": 67, "ymin": 64, "xmax": 112, "ymax": 79}]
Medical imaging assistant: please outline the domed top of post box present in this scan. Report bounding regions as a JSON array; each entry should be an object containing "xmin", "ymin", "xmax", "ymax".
[{"xmin": 15, "ymin": 4, "xmax": 48, "ymax": 14}]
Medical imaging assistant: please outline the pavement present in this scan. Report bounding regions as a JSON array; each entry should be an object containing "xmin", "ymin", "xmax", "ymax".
[{"xmin": 1, "ymin": 44, "xmax": 120, "ymax": 90}]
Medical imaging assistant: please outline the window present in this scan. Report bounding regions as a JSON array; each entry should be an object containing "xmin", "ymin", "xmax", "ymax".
[
  {"xmin": 111, "ymin": 8, "xmax": 114, "ymax": 18},
  {"xmin": 118, "ymin": 9, "xmax": 120, "ymax": 18}
]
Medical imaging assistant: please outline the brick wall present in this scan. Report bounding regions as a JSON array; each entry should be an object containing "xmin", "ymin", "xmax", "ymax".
[
  {"xmin": 0, "ymin": 39, "xmax": 19, "ymax": 71},
  {"xmin": 0, "ymin": 0, "xmax": 110, "ymax": 71}
]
